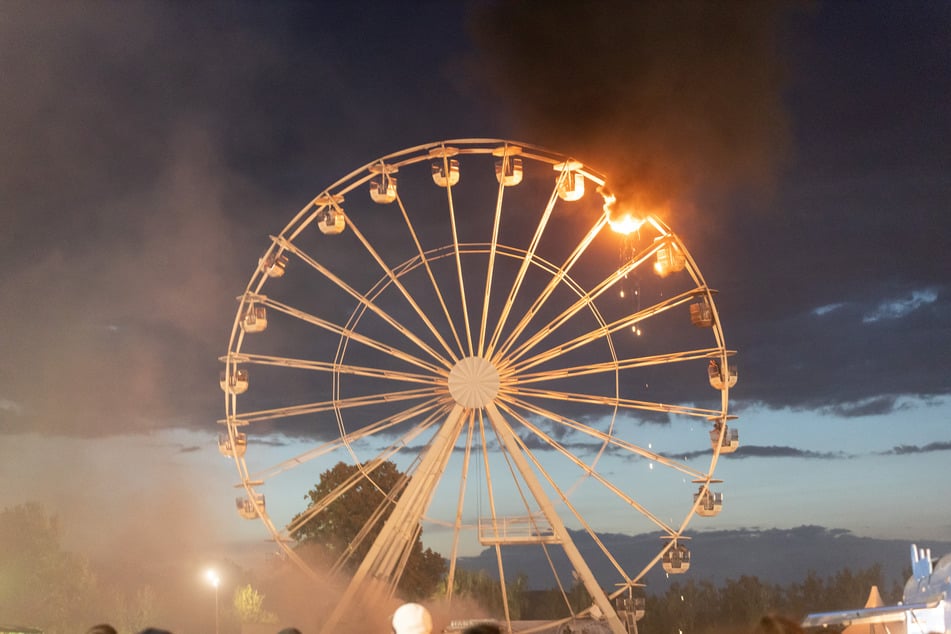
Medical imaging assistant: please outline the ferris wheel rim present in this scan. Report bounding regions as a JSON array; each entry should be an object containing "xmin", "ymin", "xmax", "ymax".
[{"xmin": 219, "ymin": 138, "xmax": 736, "ymax": 631}]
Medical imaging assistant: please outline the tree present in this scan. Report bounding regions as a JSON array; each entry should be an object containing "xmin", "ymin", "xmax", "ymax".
[
  {"xmin": 233, "ymin": 583, "xmax": 278, "ymax": 624},
  {"xmin": 719, "ymin": 575, "xmax": 781, "ymax": 628},
  {"xmin": 112, "ymin": 585, "xmax": 161, "ymax": 634},
  {"xmin": 0, "ymin": 502, "xmax": 98, "ymax": 632},
  {"xmin": 444, "ymin": 568, "xmax": 528, "ymax": 619},
  {"xmin": 291, "ymin": 460, "xmax": 447, "ymax": 600}
]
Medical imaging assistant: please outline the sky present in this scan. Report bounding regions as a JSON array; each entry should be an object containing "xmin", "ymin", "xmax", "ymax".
[{"xmin": 0, "ymin": 0, "xmax": 949, "ymax": 601}]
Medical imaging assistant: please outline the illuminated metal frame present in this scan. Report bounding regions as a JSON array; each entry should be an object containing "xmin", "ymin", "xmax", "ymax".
[{"xmin": 219, "ymin": 139, "xmax": 737, "ymax": 634}]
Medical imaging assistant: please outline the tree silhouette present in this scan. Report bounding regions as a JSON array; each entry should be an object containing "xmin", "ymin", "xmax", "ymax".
[
  {"xmin": 291, "ymin": 460, "xmax": 446, "ymax": 600},
  {"xmin": 0, "ymin": 503, "xmax": 98, "ymax": 631}
]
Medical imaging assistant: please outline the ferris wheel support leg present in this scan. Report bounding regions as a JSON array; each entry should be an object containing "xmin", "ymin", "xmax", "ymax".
[
  {"xmin": 321, "ymin": 403, "xmax": 467, "ymax": 634},
  {"xmin": 484, "ymin": 402, "xmax": 627, "ymax": 634}
]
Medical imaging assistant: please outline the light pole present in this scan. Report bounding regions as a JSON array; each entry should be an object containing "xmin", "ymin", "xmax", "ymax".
[{"xmin": 205, "ymin": 569, "xmax": 220, "ymax": 634}]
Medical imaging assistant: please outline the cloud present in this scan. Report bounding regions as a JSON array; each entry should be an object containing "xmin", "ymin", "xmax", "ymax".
[
  {"xmin": 673, "ymin": 445, "xmax": 849, "ymax": 461},
  {"xmin": 722, "ymin": 288, "xmax": 951, "ymax": 413},
  {"xmin": 0, "ymin": 2, "xmax": 490, "ymax": 441},
  {"xmin": 878, "ymin": 441, "xmax": 951, "ymax": 456},
  {"xmin": 2, "ymin": 1, "xmax": 949, "ymax": 448},
  {"xmin": 863, "ymin": 288, "xmax": 939, "ymax": 323},
  {"xmin": 821, "ymin": 396, "xmax": 911, "ymax": 418},
  {"xmin": 676, "ymin": 440, "xmax": 951, "ymax": 461}
]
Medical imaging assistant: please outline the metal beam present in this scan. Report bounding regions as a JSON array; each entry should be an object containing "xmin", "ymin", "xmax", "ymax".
[
  {"xmin": 322, "ymin": 403, "xmax": 466, "ymax": 632},
  {"xmin": 484, "ymin": 402, "xmax": 626, "ymax": 634}
]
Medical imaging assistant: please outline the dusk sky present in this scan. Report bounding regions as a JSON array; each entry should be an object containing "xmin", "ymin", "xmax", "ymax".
[{"xmin": 1, "ymin": 0, "xmax": 949, "ymax": 590}]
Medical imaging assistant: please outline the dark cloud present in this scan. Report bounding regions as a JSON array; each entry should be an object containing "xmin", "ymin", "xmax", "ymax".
[
  {"xmin": 1, "ymin": 0, "xmax": 948, "ymax": 446},
  {"xmin": 471, "ymin": 0, "xmax": 951, "ymax": 417},
  {"xmin": 677, "ymin": 440, "xmax": 951, "ymax": 461},
  {"xmin": 0, "ymin": 2, "xmax": 484, "ymax": 438},
  {"xmin": 708, "ymin": 445, "xmax": 846, "ymax": 460},
  {"xmin": 723, "ymin": 288, "xmax": 951, "ymax": 413},
  {"xmin": 687, "ymin": 2, "xmax": 951, "ymax": 414},
  {"xmin": 879, "ymin": 441, "xmax": 951, "ymax": 456},
  {"xmin": 822, "ymin": 396, "xmax": 908, "ymax": 418}
]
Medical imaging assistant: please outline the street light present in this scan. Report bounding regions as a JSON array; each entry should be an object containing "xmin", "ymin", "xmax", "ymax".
[{"xmin": 205, "ymin": 569, "xmax": 220, "ymax": 634}]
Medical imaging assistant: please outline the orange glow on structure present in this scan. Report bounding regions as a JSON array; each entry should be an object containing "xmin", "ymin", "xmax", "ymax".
[
  {"xmin": 609, "ymin": 211, "xmax": 645, "ymax": 235},
  {"xmin": 601, "ymin": 187, "xmax": 646, "ymax": 235}
]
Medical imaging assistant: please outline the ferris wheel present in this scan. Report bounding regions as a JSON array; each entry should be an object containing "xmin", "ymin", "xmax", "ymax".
[{"xmin": 218, "ymin": 139, "xmax": 738, "ymax": 634}]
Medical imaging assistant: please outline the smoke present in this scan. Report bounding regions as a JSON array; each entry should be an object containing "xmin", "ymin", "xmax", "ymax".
[
  {"xmin": 255, "ymin": 558, "xmax": 493, "ymax": 634},
  {"xmin": 471, "ymin": 0, "xmax": 795, "ymax": 220},
  {"xmin": 0, "ymin": 3, "xmax": 274, "ymax": 436}
]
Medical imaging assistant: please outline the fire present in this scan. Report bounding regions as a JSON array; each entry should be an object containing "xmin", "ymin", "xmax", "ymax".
[
  {"xmin": 600, "ymin": 186, "xmax": 645, "ymax": 235},
  {"xmin": 609, "ymin": 212, "xmax": 645, "ymax": 235}
]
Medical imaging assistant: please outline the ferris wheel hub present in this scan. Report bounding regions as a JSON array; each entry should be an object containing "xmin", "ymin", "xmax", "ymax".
[{"xmin": 448, "ymin": 356, "xmax": 500, "ymax": 408}]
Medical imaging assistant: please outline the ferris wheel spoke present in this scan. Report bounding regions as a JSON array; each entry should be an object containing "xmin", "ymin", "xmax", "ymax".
[
  {"xmin": 499, "ymin": 394, "xmax": 707, "ymax": 481},
  {"xmin": 343, "ymin": 212, "xmax": 461, "ymax": 364},
  {"xmin": 497, "ymin": 400, "xmax": 666, "ymax": 577},
  {"xmin": 483, "ymin": 172, "xmax": 561, "ymax": 359},
  {"xmin": 477, "ymin": 410, "xmax": 499, "ymax": 523},
  {"xmin": 224, "ymin": 352, "xmax": 442, "ymax": 386},
  {"xmin": 508, "ymin": 287, "xmax": 709, "ymax": 374},
  {"xmin": 285, "ymin": 402, "xmax": 450, "ymax": 540},
  {"xmin": 476, "ymin": 166, "xmax": 508, "ymax": 357},
  {"xmin": 502, "ymin": 386, "xmax": 723, "ymax": 420},
  {"xmin": 274, "ymin": 236, "xmax": 452, "ymax": 368},
  {"xmin": 249, "ymin": 397, "xmax": 449, "ymax": 482},
  {"xmin": 473, "ymin": 409, "xmax": 524, "ymax": 627},
  {"xmin": 256, "ymin": 295, "xmax": 445, "ymax": 375},
  {"xmin": 225, "ymin": 386, "xmax": 447, "ymax": 425},
  {"xmin": 490, "ymin": 212, "xmax": 610, "ymax": 364},
  {"xmin": 484, "ymin": 402, "xmax": 627, "ymax": 633},
  {"xmin": 395, "ymin": 194, "xmax": 467, "ymax": 359},
  {"xmin": 507, "ymin": 347, "xmax": 724, "ymax": 385},
  {"xmin": 328, "ymin": 404, "xmax": 468, "ymax": 615},
  {"xmin": 498, "ymin": 239, "xmax": 667, "ymax": 369},
  {"xmin": 499, "ymin": 403, "xmax": 673, "ymax": 533},
  {"xmin": 444, "ymin": 409, "xmax": 477, "ymax": 605},
  {"xmin": 442, "ymin": 159, "xmax": 475, "ymax": 357}
]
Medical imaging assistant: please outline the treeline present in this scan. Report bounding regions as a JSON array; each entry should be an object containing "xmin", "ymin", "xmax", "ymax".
[
  {"xmin": 453, "ymin": 564, "xmax": 904, "ymax": 633},
  {"xmin": 636, "ymin": 564, "xmax": 902, "ymax": 634}
]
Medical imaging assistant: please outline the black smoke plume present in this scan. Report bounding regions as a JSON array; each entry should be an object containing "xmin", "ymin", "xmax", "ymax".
[{"xmin": 471, "ymin": 0, "xmax": 796, "ymax": 219}]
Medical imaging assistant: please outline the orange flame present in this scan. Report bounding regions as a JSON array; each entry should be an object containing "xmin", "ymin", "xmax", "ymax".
[{"xmin": 600, "ymin": 186, "xmax": 645, "ymax": 235}]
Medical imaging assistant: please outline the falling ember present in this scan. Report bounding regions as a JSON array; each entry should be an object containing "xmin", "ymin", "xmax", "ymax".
[{"xmin": 600, "ymin": 186, "xmax": 646, "ymax": 235}]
